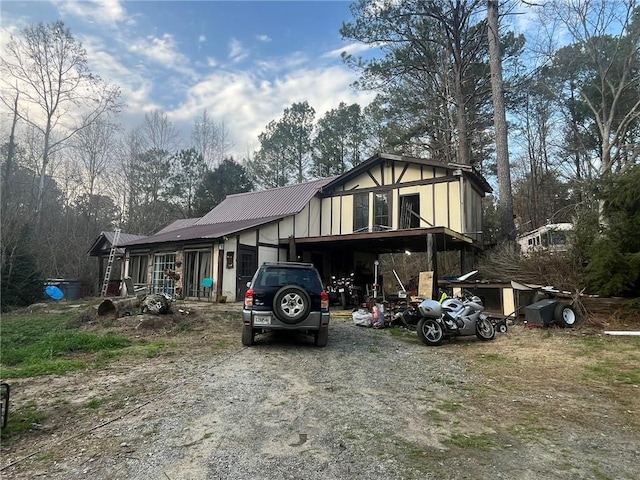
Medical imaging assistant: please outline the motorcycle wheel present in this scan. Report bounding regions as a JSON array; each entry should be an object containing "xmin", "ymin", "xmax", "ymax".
[
  {"xmin": 475, "ymin": 317, "xmax": 495, "ymax": 341},
  {"xmin": 417, "ymin": 318, "xmax": 444, "ymax": 346}
]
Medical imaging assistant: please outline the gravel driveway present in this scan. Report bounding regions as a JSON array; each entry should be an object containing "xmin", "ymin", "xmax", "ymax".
[
  {"xmin": 36, "ymin": 317, "xmax": 472, "ymax": 480},
  {"xmin": 5, "ymin": 311, "xmax": 638, "ymax": 480}
]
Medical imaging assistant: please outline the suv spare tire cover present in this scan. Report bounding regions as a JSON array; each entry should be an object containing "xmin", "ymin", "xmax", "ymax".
[{"xmin": 273, "ymin": 285, "xmax": 311, "ymax": 324}]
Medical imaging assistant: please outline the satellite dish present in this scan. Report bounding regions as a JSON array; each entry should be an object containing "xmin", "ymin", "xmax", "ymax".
[{"xmin": 45, "ymin": 285, "xmax": 64, "ymax": 300}]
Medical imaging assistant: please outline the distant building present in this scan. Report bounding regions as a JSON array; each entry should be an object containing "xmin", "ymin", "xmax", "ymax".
[{"xmin": 517, "ymin": 223, "xmax": 573, "ymax": 255}]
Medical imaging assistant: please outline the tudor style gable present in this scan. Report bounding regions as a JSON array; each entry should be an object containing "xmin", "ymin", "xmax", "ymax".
[{"xmin": 312, "ymin": 153, "xmax": 490, "ymax": 240}]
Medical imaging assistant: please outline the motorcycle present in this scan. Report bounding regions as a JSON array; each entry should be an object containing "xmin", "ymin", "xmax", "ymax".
[
  {"xmin": 328, "ymin": 273, "xmax": 361, "ymax": 310},
  {"xmin": 415, "ymin": 290, "xmax": 495, "ymax": 346}
]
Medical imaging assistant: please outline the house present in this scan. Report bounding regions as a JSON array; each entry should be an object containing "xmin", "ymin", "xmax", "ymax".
[
  {"xmin": 118, "ymin": 153, "xmax": 492, "ymax": 302},
  {"xmin": 87, "ymin": 230, "xmax": 148, "ymax": 295}
]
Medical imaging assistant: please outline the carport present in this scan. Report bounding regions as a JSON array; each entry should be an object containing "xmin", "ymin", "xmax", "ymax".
[{"xmin": 285, "ymin": 226, "xmax": 478, "ymax": 298}]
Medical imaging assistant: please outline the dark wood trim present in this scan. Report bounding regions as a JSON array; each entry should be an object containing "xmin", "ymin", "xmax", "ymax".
[
  {"xmin": 324, "ymin": 175, "xmax": 458, "ymax": 198},
  {"xmin": 367, "ymin": 170, "xmax": 381, "ymax": 187},
  {"xmin": 397, "ymin": 163, "xmax": 409, "ymax": 183}
]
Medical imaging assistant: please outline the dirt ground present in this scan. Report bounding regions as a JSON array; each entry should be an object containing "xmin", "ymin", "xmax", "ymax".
[{"xmin": 1, "ymin": 300, "xmax": 639, "ymax": 479}]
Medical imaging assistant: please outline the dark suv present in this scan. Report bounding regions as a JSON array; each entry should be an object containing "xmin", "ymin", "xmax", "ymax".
[{"xmin": 242, "ymin": 262, "xmax": 330, "ymax": 347}]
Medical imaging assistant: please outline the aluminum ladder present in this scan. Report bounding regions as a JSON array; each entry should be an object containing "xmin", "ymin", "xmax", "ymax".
[{"xmin": 101, "ymin": 228, "xmax": 121, "ymax": 297}]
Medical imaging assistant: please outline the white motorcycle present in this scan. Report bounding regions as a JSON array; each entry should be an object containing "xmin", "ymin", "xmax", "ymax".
[{"xmin": 416, "ymin": 291, "xmax": 495, "ymax": 346}]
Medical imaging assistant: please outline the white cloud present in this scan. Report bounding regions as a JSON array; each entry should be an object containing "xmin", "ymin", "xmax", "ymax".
[
  {"xmin": 256, "ymin": 34, "xmax": 271, "ymax": 42},
  {"xmin": 54, "ymin": 0, "xmax": 133, "ymax": 27},
  {"xmin": 323, "ymin": 42, "xmax": 384, "ymax": 58},
  {"xmin": 228, "ymin": 38, "xmax": 249, "ymax": 63},
  {"xmin": 207, "ymin": 57, "xmax": 218, "ymax": 68},
  {"xmin": 198, "ymin": 34, "xmax": 206, "ymax": 43},
  {"xmin": 168, "ymin": 64, "xmax": 375, "ymax": 158},
  {"xmin": 129, "ymin": 33, "xmax": 196, "ymax": 78}
]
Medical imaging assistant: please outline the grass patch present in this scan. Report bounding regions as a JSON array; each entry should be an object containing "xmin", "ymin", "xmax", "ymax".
[
  {"xmin": 0, "ymin": 401, "xmax": 47, "ymax": 440},
  {"xmin": 432, "ymin": 376, "xmax": 457, "ymax": 386},
  {"xmin": 129, "ymin": 341, "xmax": 174, "ymax": 358},
  {"xmin": 478, "ymin": 352, "xmax": 509, "ymax": 364},
  {"xmin": 436, "ymin": 400, "xmax": 461, "ymax": 413},
  {"xmin": 1, "ymin": 311, "xmax": 132, "ymax": 378},
  {"xmin": 583, "ymin": 360, "xmax": 640, "ymax": 385},
  {"xmin": 447, "ymin": 433, "xmax": 496, "ymax": 451},
  {"xmin": 507, "ymin": 412, "xmax": 550, "ymax": 442},
  {"xmin": 86, "ymin": 397, "xmax": 107, "ymax": 409}
]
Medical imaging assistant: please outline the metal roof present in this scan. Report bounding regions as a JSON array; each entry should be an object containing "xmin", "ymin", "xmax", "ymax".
[
  {"xmin": 196, "ymin": 176, "xmax": 338, "ymax": 225},
  {"xmin": 156, "ymin": 218, "xmax": 199, "ymax": 234},
  {"xmin": 120, "ymin": 217, "xmax": 284, "ymax": 248},
  {"xmin": 87, "ymin": 231, "xmax": 147, "ymax": 256}
]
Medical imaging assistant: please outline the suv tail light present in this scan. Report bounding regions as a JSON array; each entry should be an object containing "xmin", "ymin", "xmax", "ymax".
[
  {"xmin": 245, "ymin": 288, "xmax": 254, "ymax": 308},
  {"xmin": 321, "ymin": 291, "xmax": 329, "ymax": 310}
]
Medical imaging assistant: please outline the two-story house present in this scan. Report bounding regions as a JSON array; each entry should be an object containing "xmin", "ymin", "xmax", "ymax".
[{"xmin": 119, "ymin": 152, "xmax": 491, "ymax": 302}]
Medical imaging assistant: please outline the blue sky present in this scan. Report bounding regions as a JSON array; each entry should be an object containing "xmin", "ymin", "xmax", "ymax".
[{"xmin": 1, "ymin": 0, "xmax": 377, "ymax": 157}]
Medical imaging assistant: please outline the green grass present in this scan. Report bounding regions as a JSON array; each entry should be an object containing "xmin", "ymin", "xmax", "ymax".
[
  {"xmin": 1, "ymin": 311, "xmax": 132, "ymax": 378},
  {"xmin": 447, "ymin": 433, "xmax": 496, "ymax": 451},
  {"xmin": 0, "ymin": 401, "xmax": 47, "ymax": 439},
  {"xmin": 436, "ymin": 400, "xmax": 462, "ymax": 413},
  {"xmin": 507, "ymin": 412, "xmax": 550, "ymax": 442}
]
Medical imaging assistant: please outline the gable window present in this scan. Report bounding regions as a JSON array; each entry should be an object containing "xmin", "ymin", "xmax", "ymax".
[
  {"xmin": 374, "ymin": 192, "xmax": 390, "ymax": 230},
  {"xmin": 399, "ymin": 194, "xmax": 420, "ymax": 229},
  {"xmin": 152, "ymin": 253, "xmax": 176, "ymax": 295},
  {"xmin": 353, "ymin": 193, "xmax": 369, "ymax": 232}
]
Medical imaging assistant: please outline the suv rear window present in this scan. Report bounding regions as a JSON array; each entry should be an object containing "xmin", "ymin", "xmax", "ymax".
[{"xmin": 257, "ymin": 267, "xmax": 323, "ymax": 293}]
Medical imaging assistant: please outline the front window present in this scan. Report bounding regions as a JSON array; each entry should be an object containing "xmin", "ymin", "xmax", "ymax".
[
  {"xmin": 152, "ymin": 253, "xmax": 176, "ymax": 295},
  {"xmin": 374, "ymin": 192, "xmax": 390, "ymax": 230},
  {"xmin": 129, "ymin": 255, "xmax": 148, "ymax": 285},
  {"xmin": 353, "ymin": 193, "xmax": 369, "ymax": 232},
  {"xmin": 184, "ymin": 250, "xmax": 211, "ymax": 297}
]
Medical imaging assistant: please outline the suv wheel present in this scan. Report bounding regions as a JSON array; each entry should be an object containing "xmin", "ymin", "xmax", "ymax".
[
  {"xmin": 242, "ymin": 325, "xmax": 255, "ymax": 346},
  {"xmin": 273, "ymin": 285, "xmax": 311, "ymax": 324}
]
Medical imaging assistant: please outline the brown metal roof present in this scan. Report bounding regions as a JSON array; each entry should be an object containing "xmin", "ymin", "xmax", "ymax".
[
  {"xmin": 120, "ymin": 217, "xmax": 284, "ymax": 248},
  {"xmin": 196, "ymin": 176, "xmax": 338, "ymax": 225},
  {"xmin": 87, "ymin": 231, "xmax": 147, "ymax": 256},
  {"xmin": 156, "ymin": 218, "xmax": 199, "ymax": 234}
]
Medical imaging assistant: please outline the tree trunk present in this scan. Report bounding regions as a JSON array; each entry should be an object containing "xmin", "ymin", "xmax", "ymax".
[
  {"xmin": 487, "ymin": 0, "xmax": 515, "ymax": 241},
  {"xmin": 97, "ymin": 296, "xmax": 142, "ymax": 316},
  {"xmin": 2, "ymin": 91, "xmax": 19, "ymax": 216}
]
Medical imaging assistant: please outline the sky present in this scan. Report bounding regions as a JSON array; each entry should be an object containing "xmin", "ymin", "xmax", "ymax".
[{"xmin": 0, "ymin": 0, "xmax": 378, "ymax": 158}]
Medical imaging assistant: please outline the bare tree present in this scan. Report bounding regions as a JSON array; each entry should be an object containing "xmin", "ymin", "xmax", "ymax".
[
  {"xmin": 1, "ymin": 21, "xmax": 121, "ymax": 227},
  {"xmin": 2, "ymin": 90, "xmax": 19, "ymax": 216},
  {"xmin": 71, "ymin": 116, "xmax": 120, "ymax": 199},
  {"xmin": 545, "ymin": 0, "xmax": 640, "ymax": 175},
  {"xmin": 191, "ymin": 110, "xmax": 234, "ymax": 169}
]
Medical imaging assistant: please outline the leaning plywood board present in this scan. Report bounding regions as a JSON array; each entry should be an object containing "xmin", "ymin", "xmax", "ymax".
[{"xmin": 418, "ymin": 271, "xmax": 433, "ymax": 299}]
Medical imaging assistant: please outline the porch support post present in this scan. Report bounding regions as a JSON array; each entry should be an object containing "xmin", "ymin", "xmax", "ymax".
[
  {"xmin": 426, "ymin": 233, "xmax": 438, "ymax": 299},
  {"xmin": 216, "ymin": 244, "xmax": 224, "ymax": 300},
  {"xmin": 288, "ymin": 235, "xmax": 297, "ymax": 262}
]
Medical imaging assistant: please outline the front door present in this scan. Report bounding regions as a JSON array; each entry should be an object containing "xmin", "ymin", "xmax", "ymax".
[{"xmin": 237, "ymin": 245, "xmax": 257, "ymax": 300}]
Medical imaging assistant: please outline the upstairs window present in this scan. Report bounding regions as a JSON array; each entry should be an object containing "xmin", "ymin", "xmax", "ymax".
[
  {"xmin": 399, "ymin": 194, "xmax": 420, "ymax": 229},
  {"xmin": 353, "ymin": 193, "xmax": 369, "ymax": 232},
  {"xmin": 374, "ymin": 192, "xmax": 390, "ymax": 230}
]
